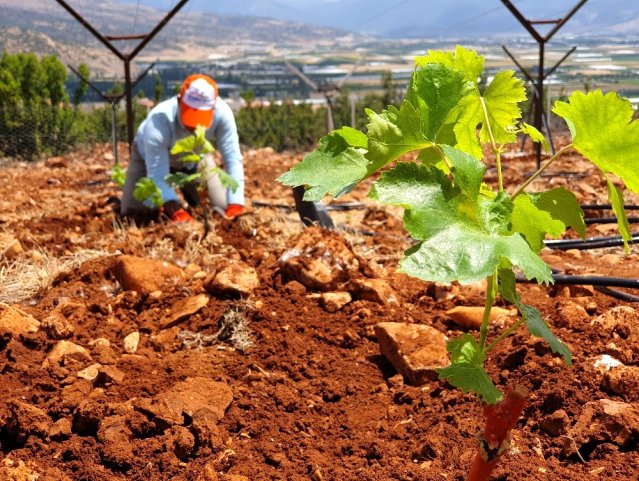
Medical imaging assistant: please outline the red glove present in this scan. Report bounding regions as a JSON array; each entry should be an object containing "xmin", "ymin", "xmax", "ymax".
[
  {"xmin": 225, "ymin": 204, "xmax": 244, "ymax": 218},
  {"xmin": 171, "ymin": 209, "xmax": 195, "ymax": 223}
]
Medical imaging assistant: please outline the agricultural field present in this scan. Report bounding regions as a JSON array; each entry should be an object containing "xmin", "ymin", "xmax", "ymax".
[{"xmin": 1, "ymin": 132, "xmax": 639, "ymax": 480}]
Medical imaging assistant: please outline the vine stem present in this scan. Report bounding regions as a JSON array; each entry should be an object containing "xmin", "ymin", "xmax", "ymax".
[
  {"xmin": 485, "ymin": 318, "xmax": 525, "ymax": 353},
  {"xmin": 479, "ymin": 274, "xmax": 497, "ymax": 349},
  {"xmin": 434, "ymin": 144, "xmax": 453, "ymax": 171},
  {"xmin": 510, "ymin": 144, "xmax": 574, "ymax": 200},
  {"xmin": 478, "ymin": 96, "xmax": 503, "ymax": 192}
]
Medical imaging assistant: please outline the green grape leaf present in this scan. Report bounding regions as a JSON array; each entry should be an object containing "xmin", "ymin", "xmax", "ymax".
[
  {"xmin": 277, "ymin": 129, "xmax": 369, "ymax": 202},
  {"xmin": 366, "ymin": 101, "xmax": 432, "ymax": 166},
  {"xmin": 437, "ymin": 334, "xmax": 503, "ymax": 404},
  {"xmin": 171, "ymin": 125, "xmax": 214, "ymax": 161},
  {"xmin": 455, "ymin": 70, "xmax": 526, "ymax": 156},
  {"xmin": 165, "ymin": 172, "xmax": 201, "ymax": 188},
  {"xmin": 133, "ymin": 177, "xmax": 163, "ymax": 207},
  {"xmin": 533, "ymin": 188, "xmax": 586, "ymax": 238},
  {"xmin": 209, "ymin": 166, "xmax": 239, "ymax": 193},
  {"xmin": 337, "ymin": 126, "xmax": 368, "ymax": 149},
  {"xmin": 371, "ymin": 159, "xmax": 552, "ymax": 285},
  {"xmin": 606, "ymin": 176, "xmax": 631, "ymax": 252},
  {"xmin": 497, "ymin": 265, "xmax": 518, "ymax": 304},
  {"xmin": 110, "ymin": 164, "xmax": 126, "ymax": 186},
  {"xmin": 407, "ymin": 63, "xmax": 470, "ymax": 141},
  {"xmin": 520, "ymin": 122, "xmax": 549, "ymax": 151},
  {"xmin": 519, "ymin": 303, "xmax": 572, "ymax": 365},
  {"xmin": 553, "ymin": 90, "xmax": 639, "ymax": 193},
  {"xmin": 414, "ymin": 45, "xmax": 485, "ymax": 84},
  {"xmin": 511, "ymin": 194, "xmax": 565, "ymax": 252}
]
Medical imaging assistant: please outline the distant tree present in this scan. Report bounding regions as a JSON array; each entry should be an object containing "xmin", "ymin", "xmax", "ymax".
[
  {"xmin": 0, "ymin": 52, "xmax": 79, "ymax": 160},
  {"xmin": 153, "ymin": 73, "xmax": 163, "ymax": 103},
  {"xmin": 72, "ymin": 63, "xmax": 90, "ymax": 106}
]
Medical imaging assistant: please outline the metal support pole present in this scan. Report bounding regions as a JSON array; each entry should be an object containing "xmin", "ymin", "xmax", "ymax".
[
  {"xmin": 500, "ymin": 0, "xmax": 588, "ymax": 167},
  {"xmin": 111, "ymin": 102, "xmax": 119, "ymax": 165},
  {"xmin": 55, "ymin": 0, "xmax": 189, "ymax": 152}
]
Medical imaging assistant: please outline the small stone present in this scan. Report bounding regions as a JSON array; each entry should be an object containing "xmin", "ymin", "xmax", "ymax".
[
  {"xmin": 320, "ymin": 292, "xmax": 352, "ymax": 312},
  {"xmin": 161, "ymin": 294, "xmax": 209, "ymax": 329},
  {"xmin": 123, "ymin": 331, "xmax": 140, "ymax": 354},
  {"xmin": 445, "ymin": 306, "xmax": 511, "ymax": 330},
  {"xmin": 350, "ymin": 278, "xmax": 398, "ymax": 305},
  {"xmin": 96, "ymin": 366, "xmax": 126, "ymax": 385},
  {"xmin": 0, "ymin": 303, "xmax": 40, "ymax": 336},
  {"xmin": 374, "ymin": 322, "xmax": 449, "ymax": 386},
  {"xmin": 113, "ymin": 255, "xmax": 185, "ymax": 294},
  {"xmin": 49, "ymin": 418, "xmax": 72, "ymax": 440},
  {"xmin": 89, "ymin": 338, "xmax": 111, "ymax": 348},
  {"xmin": 539, "ymin": 409, "xmax": 570, "ymax": 436},
  {"xmin": 603, "ymin": 365, "xmax": 639, "ymax": 401},
  {"xmin": 42, "ymin": 340, "xmax": 91, "ymax": 368},
  {"xmin": 77, "ymin": 363, "xmax": 102, "ymax": 381},
  {"xmin": 204, "ymin": 263, "xmax": 259, "ymax": 297}
]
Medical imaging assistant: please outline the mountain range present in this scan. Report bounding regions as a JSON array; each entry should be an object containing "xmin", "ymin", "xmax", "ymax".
[{"xmin": 119, "ymin": 0, "xmax": 639, "ymax": 37}]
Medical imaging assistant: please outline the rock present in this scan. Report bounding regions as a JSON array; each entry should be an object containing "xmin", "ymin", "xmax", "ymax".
[
  {"xmin": 49, "ymin": 418, "xmax": 72, "ymax": 440},
  {"xmin": 0, "ymin": 458, "xmax": 39, "ymax": 481},
  {"xmin": 320, "ymin": 292, "xmax": 352, "ymax": 312},
  {"xmin": 558, "ymin": 284, "xmax": 595, "ymax": 298},
  {"xmin": 123, "ymin": 331, "xmax": 140, "ymax": 353},
  {"xmin": 603, "ymin": 365, "xmax": 639, "ymax": 401},
  {"xmin": 278, "ymin": 227, "xmax": 360, "ymax": 291},
  {"xmin": 96, "ymin": 365, "xmax": 126, "ymax": 385},
  {"xmin": 40, "ymin": 307, "xmax": 76, "ymax": 340},
  {"xmin": 133, "ymin": 397, "xmax": 184, "ymax": 428},
  {"xmin": 77, "ymin": 363, "xmax": 102, "ymax": 381},
  {"xmin": 591, "ymin": 306, "xmax": 639, "ymax": 340},
  {"xmin": 113, "ymin": 255, "xmax": 185, "ymax": 294},
  {"xmin": 350, "ymin": 278, "xmax": 398, "ymax": 305},
  {"xmin": 0, "ymin": 303, "xmax": 40, "ymax": 336},
  {"xmin": 374, "ymin": 322, "xmax": 449, "ymax": 386},
  {"xmin": 89, "ymin": 338, "xmax": 111, "ymax": 348},
  {"xmin": 540, "ymin": 409, "xmax": 570, "ymax": 436},
  {"xmin": 554, "ymin": 300, "xmax": 589, "ymax": 329},
  {"xmin": 42, "ymin": 340, "xmax": 91, "ymax": 368},
  {"xmin": 161, "ymin": 294, "xmax": 210, "ymax": 329},
  {"xmin": 445, "ymin": 306, "xmax": 511, "ymax": 330},
  {"xmin": 204, "ymin": 263, "xmax": 259, "ymax": 297},
  {"xmin": 158, "ymin": 377, "xmax": 233, "ymax": 421},
  {"xmin": 564, "ymin": 399, "xmax": 639, "ymax": 455},
  {"xmin": 1, "ymin": 235, "xmax": 23, "ymax": 259},
  {"xmin": 593, "ymin": 355, "xmax": 623, "ymax": 374}
]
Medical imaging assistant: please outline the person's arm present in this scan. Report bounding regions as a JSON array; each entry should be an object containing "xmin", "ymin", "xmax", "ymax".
[{"xmin": 213, "ymin": 100, "xmax": 244, "ymax": 206}]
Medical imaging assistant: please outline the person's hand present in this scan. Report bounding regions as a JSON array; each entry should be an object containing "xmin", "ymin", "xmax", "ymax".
[
  {"xmin": 225, "ymin": 204, "xmax": 244, "ymax": 218},
  {"xmin": 171, "ymin": 209, "xmax": 195, "ymax": 223}
]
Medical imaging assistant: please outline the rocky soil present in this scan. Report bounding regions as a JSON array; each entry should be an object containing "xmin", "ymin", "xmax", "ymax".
[{"xmin": 0, "ymin": 140, "xmax": 638, "ymax": 480}]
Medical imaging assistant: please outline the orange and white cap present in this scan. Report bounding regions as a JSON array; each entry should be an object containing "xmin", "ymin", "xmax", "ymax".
[{"xmin": 178, "ymin": 74, "xmax": 218, "ymax": 129}]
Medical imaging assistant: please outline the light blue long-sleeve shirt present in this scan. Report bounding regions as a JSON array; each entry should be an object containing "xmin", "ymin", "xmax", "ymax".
[{"xmin": 135, "ymin": 96, "xmax": 244, "ymax": 206}]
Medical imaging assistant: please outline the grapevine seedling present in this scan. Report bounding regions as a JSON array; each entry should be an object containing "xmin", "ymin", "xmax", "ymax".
[
  {"xmin": 278, "ymin": 46, "xmax": 639, "ymax": 480},
  {"xmin": 110, "ymin": 164, "xmax": 126, "ymax": 186},
  {"xmin": 133, "ymin": 125, "xmax": 238, "ymax": 208}
]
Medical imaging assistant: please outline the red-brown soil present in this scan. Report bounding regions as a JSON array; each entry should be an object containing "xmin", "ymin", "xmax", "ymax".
[{"xmin": 0, "ymin": 138, "xmax": 638, "ymax": 481}]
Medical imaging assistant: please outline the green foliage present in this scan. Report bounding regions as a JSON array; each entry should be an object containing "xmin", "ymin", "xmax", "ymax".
[
  {"xmin": 0, "ymin": 52, "xmax": 79, "ymax": 160},
  {"xmin": 133, "ymin": 177, "xmax": 163, "ymax": 207},
  {"xmin": 72, "ymin": 63, "xmax": 91, "ymax": 107},
  {"xmin": 279, "ymin": 45, "xmax": 638, "ymax": 404},
  {"xmin": 110, "ymin": 164, "xmax": 126, "ymax": 186}
]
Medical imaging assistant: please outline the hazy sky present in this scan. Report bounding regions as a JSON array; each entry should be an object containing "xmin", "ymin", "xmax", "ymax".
[{"xmin": 117, "ymin": 0, "xmax": 626, "ymax": 38}]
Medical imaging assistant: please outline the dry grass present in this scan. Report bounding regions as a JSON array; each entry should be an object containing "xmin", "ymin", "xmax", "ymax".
[{"xmin": 0, "ymin": 249, "xmax": 110, "ymax": 304}]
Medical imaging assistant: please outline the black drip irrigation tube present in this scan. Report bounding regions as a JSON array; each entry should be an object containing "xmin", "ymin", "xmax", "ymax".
[
  {"xmin": 251, "ymin": 200, "xmax": 367, "ymax": 212},
  {"xmin": 516, "ymin": 273, "xmax": 639, "ymax": 302},
  {"xmin": 545, "ymin": 234, "xmax": 639, "ymax": 250}
]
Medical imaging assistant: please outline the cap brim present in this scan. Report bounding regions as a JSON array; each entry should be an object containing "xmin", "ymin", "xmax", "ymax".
[{"xmin": 179, "ymin": 102, "xmax": 214, "ymax": 129}]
